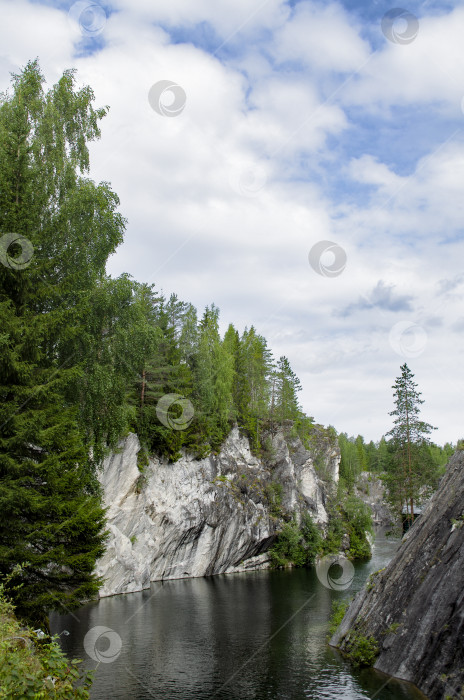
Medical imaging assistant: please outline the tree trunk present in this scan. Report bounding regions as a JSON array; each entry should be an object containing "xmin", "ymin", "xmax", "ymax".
[{"xmin": 140, "ymin": 368, "xmax": 146, "ymax": 408}]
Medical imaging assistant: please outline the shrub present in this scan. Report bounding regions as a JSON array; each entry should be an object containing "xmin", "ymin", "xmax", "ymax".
[
  {"xmin": 269, "ymin": 514, "xmax": 322, "ymax": 568},
  {"xmin": 323, "ymin": 494, "xmax": 373, "ymax": 559},
  {"xmin": 0, "ymin": 571, "xmax": 93, "ymax": 698},
  {"xmin": 270, "ymin": 522, "xmax": 304, "ymax": 568},
  {"xmin": 265, "ymin": 482, "xmax": 284, "ymax": 517},
  {"xmin": 300, "ymin": 513, "xmax": 323, "ymax": 563},
  {"xmin": 344, "ymin": 630, "xmax": 379, "ymax": 668}
]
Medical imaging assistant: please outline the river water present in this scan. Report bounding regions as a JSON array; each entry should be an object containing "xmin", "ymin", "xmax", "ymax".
[{"xmin": 51, "ymin": 528, "xmax": 426, "ymax": 699}]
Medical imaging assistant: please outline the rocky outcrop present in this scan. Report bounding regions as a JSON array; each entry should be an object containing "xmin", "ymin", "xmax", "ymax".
[
  {"xmin": 354, "ymin": 472, "xmax": 395, "ymax": 527},
  {"xmin": 95, "ymin": 426, "xmax": 339, "ymax": 597},
  {"xmin": 330, "ymin": 450, "xmax": 464, "ymax": 700}
]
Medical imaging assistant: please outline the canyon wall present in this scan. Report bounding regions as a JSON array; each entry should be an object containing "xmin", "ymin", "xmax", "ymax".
[{"xmin": 95, "ymin": 426, "xmax": 340, "ymax": 597}]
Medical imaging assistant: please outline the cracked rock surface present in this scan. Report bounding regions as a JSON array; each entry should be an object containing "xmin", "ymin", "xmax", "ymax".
[
  {"xmin": 95, "ymin": 426, "xmax": 339, "ymax": 597},
  {"xmin": 330, "ymin": 450, "xmax": 464, "ymax": 700}
]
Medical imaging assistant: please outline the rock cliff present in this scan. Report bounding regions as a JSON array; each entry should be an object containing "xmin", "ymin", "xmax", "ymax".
[
  {"xmin": 354, "ymin": 472, "xmax": 395, "ymax": 527},
  {"xmin": 330, "ymin": 449, "xmax": 464, "ymax": 700},
  {"xmin": 95, "ymin": 426, "xmax": 339, "ymax": 597}
]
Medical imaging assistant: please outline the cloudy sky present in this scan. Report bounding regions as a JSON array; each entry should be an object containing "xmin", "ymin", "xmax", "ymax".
[{"xmin": 1, "ymin": 0, "xmax": 463, "ymax": 445}]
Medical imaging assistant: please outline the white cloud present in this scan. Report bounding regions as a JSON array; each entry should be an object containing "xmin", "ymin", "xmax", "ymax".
[
  {"xmin": 0, "ymin": 0, "xmax": 462, "ymax": 445},
  {"xmin": 345, "ymin": 6, "xmax": 464, "ymax": 112},
  {"xmin": 111, "ymin": 0, "xmax": 288, "ymax": 38},
  {"xmin": 274, "ymin": 1, "xmax": 370, "ymax": 72},
  {"xmin": 348, "ymin": 155, "xmax": 404, "ymax": 189}
]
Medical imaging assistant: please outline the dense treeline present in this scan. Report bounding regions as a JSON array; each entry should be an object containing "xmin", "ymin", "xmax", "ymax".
[
  {"xmin": 130, "ymin": 295, "xmax": 311, "ymax": 462},
  {"xmin": 338, "ymin": 422, "xmax": 455, "ymax": 521},
  {"xmin": 339, "ymin": 433, "xmax": 453, "ymax": 487}
]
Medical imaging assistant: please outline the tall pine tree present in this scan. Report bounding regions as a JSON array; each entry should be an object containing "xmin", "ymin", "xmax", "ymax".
[{"xmin": 385, "ymin": 363, "xmax": 437, "ymax": 523}]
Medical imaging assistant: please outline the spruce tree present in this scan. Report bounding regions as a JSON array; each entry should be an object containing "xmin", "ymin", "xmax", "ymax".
[
  {"xmin": 273, "ymin": 356, "xmax": 302, "ymax": 428},
  {"xmin": 385, "ymin": 363, "xmax": 437, "ymax": 523},
  {"xmin": 0, "ymin": 61, "xmax": 129, "ymax": 625}
]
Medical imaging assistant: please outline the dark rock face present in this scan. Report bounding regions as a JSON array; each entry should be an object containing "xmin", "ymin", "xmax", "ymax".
[{"xmin": 330, "ymin": 450, "xmax": 464, "ymax": 700}]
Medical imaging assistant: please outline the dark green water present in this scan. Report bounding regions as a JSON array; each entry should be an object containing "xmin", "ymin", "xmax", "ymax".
[{"xmin": 51, "ymin": 529, "xmax": 426, "ymax": 699}]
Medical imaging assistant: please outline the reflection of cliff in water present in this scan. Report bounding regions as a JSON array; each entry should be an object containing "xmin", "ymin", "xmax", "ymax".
[{"xmin": 51, "ymin": 529, "xmax": 423, "ymax": 700}]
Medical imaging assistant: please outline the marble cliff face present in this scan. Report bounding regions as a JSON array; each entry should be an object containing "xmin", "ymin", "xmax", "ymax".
[
  {"xmin": 95, "ymin": 426, "xmax": 340, "ymax": 597},
  {"xmin": 330, "ymin": 449, "xmax": 464, "ymax": 700}
]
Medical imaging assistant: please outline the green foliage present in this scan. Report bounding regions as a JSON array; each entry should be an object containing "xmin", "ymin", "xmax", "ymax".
[
  {"xmin": 328, "ymin": 599, "xmax": 350, "ymax": 638},
  {"xmin": 235, "ymin": 326, "xmax": 274, "ymax": 450},
  {"xmin": 322, "ymin": 496, "xmax": 345, "ymax": 555},
  {"xmin": 344, "ymin": 631, "xmax": 379, "ymax": 668},
  {"xmin": 385, "ymin": 622, "xmax": 401, "ymax": 634},
  {"xmin": 126, "ymin": 293, "xmax": 316, "ymax": 462},
  {"xmin": 385, "ymin": 363, "xmax": 437, "ymax": 522},
  {"xmin": 300, "ymin": 512, "xmax": 323, "ymax": 560},
  {"xmin": 264, "ymin": 481, "xmax": 284, "ymax": 517},
  {"xmin": 137, "ymin": 446, "xmax": 150, "ymax": 472},
  {"xmin": 269, "ymin": 522, "xmax": 302, "ymax": 568},
  {"xmin": 269, "ymin": 514, "xmax": 322, "ymax": 568},
  {"xmin": 338, "ymin": 433, "xmax": 382, "ymax": 486},
  {"xmin": 343, "ymin": 496, "xmax": 373, "ymax": 559},
  {"xmin": 322, "ymin": 492, "xmax": 373, "ymax": 560},
  {"xmin": 0, "ymin": 571, "xmax": 93, "ymax": 697},
  {"xmin": 274, "ymin": 356, "xmax": 302, "ymax": 424},
  {"xmin": 0, "ymin": 61, "xmax": 119, "ymax": 626}
]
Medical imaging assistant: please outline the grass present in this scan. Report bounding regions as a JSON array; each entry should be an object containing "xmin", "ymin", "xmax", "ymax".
[{"xmin": 327, "ymin": 599, "xmax": 350, "ymax": 638}]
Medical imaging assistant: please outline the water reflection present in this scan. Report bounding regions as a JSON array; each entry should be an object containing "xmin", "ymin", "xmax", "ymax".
[{"xmin": 51, "ymin": 528, "xmax": 425, "ymax": 700}]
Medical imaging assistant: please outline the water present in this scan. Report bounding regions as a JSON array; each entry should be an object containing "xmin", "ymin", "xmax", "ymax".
[{"xmin": 51, "ymin": 528, "xmax": 426, "ymax": 699}]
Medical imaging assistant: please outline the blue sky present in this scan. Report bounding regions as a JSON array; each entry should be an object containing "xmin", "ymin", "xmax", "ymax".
[{"xmin": 1, "ymin": 0, "xmax": 464, "ymax": 444}]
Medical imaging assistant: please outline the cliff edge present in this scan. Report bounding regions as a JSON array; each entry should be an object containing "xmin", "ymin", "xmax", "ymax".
[{"xmin": 330, "ymin": 449, "xmax": 464, "ymax": 700}]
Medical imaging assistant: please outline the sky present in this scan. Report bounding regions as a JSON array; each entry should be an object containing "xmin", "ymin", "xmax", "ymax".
[{"xmin": 1, "ymin": 0, "xmax": 463, "ymax": 445}]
